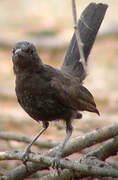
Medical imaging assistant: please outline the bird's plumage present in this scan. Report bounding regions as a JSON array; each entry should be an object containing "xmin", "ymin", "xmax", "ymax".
[
  {"xmin": 12, "ymin": 41, "xmax": 99, "ymax": 172},
  {"xmin": 12, "ymin": 41, "xmax": 99, "ymax": 123}
]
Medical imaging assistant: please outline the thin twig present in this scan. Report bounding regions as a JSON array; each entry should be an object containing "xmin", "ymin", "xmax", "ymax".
[{"xmin": 72, "ymin": 0, "xmax": 86, "ymax": 70}]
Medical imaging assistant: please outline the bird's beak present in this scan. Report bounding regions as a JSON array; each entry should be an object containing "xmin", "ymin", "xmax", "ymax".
[{"xmin": 14, "ymin": 48, "xmax": 22, "ymax": 55}]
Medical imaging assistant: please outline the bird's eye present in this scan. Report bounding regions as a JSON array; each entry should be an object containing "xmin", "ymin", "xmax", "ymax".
[{"xmin": 24, "ymin": 47, "xmax": 33, "ymax": 54}]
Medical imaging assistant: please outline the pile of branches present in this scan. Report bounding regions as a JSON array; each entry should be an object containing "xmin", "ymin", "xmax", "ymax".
[{"xmin": 1, "ymin": 124, "xmax": 118, "ymax": 179}]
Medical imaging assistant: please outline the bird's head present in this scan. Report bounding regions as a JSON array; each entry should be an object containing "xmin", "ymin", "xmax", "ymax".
[{"xmin": 12, "ymin": 41, "xmax": 42, "ymax": 73}]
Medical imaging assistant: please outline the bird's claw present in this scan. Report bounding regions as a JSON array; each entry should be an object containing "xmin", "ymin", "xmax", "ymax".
[
  {"xmin": 22, "ymin": 147, "xmax": 31, "ymax": 166},
  {"xmin": 52, "ymin": 157, "xmax": 61, "ymax": 176}
]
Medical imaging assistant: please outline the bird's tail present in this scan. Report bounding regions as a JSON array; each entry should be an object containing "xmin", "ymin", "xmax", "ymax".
[{"xmin": 61, "ymin": 3, "xmax": 108, "ymax": 83}]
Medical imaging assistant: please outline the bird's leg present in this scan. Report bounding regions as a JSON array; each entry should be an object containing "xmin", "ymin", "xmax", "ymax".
[
  {"xmin": 52, "ymin": 120, "xmax": 73, "ymax": 175},
  {"xmin": 22, "ymin": 121, "xmax": 49, "ymax": 164}
]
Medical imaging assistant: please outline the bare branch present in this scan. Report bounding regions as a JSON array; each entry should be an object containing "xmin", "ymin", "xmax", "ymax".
[
  {"xmin": 86, "ymin": 136, "xmax": 118, "ymax": 161},
  {"xmin": 39, "ymin": 133, "xmax": 118, "ymax": 180},
  {"xmin": 41, "ymin": 169, "xmax": 77, "ymax": 180},
  {"xmin": 1, "ymin": 124, "xmax": 118, "ymax": 179},
  {"xmin": 1, "ymin": 151, "xmax": 118, "ymax": 179},
  {"xmin": 0, "ymin": 131, "xmax": 58, "ymax": 149},
  {"xmin": 45, "ymin": 123, "xmax": 118, "ymax": 157}
]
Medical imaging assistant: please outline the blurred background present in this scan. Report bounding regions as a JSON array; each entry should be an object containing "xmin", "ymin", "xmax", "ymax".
[{"xmin": 0, "ymin": 0, "xmax": 118, "ymax": 177}]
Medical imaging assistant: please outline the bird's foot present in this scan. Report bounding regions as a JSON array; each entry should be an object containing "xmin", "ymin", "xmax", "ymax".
[
  {"xmin": 22, "ymin": 147, "xmax": 32, "ymax": 171},
  {"xmin": 52, "ymin": 156, "xmax": 62, "ymax": 176}
]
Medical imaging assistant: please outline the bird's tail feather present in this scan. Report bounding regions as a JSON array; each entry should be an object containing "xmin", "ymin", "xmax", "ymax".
[{"xmin": 61, "ymin": 3, "xmax": 108, "ymax": 83}]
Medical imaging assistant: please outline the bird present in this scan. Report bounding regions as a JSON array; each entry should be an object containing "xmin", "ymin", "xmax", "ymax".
[{"xmin": 12, "ymin": 40, "xmax": 99, "ymax": 173}]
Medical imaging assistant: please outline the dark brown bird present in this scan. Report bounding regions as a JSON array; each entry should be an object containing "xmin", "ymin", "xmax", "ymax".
[{"xmin": 12, "ymin": 41, "xmax": 99, "ymax": 172}]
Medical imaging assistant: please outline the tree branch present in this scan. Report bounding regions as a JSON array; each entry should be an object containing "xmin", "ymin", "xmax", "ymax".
[
  {"xmin": 41, "ymin": 158, "xmax": 118, "ymax": 180},
  {"xmin": 86, "ymin": 136, "xmax": 118, "ymax": 161},
  {"xmin": 45, "ymin": 123, "xmax": 118, "ymax": 158},
  {"xmin": 1, "ymin": 151, "xmax": 118, "ymax": 179},
  {"xmin": 1, "ymin": 124, "xmax": 118, "ymax": 179},
  {"xmin": 72, "ymin": 0, "xmax": 86, "ymax": 70},
  {"xmin": 32, "ymin": 135, "xmax": 118, "ymax": 180},
  {"xmin": 0, "ymin": 131, "xmax": 58, "ymax": 149}
]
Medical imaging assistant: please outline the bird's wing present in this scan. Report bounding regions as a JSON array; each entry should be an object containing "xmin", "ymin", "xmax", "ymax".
[{"xmin": 51, "ymin": 75, "xmax": 99, "ymax": 114}]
